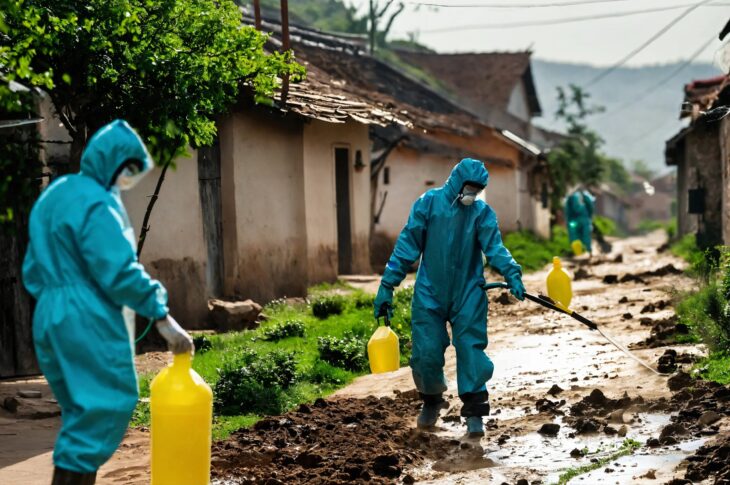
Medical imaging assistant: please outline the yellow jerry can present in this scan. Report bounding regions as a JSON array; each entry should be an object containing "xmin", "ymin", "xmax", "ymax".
[
  {"xmin": 546, "ymin": 256, "xmax": 573, "ymax": 310},
  {"xmin": 367, "ymin": 318, "xmax": 400, "ymax": 374},
  {"xmin": 150, "ymin": 352, "xmax": 212, "ymax": 485},
  {"xmin": 571, "ymin": 240, "xmax": 584, "ymax": 256}
]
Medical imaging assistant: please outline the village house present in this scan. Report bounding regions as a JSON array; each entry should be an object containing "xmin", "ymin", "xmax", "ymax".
[
  {"xmin": 371, "ymin": 50, "xmax": 556, "ymax": 248},
  {"xmin": 623, "ymin": 172, "xmax": 676, "ymax": 232},
  {"xmin": 253, "ymin": 17, "xmax": 556, "ymax": 264},
  {"xmin": 665, "ymin": 75, "xmax": 730, "ymax": 248},
  {"xmin": 122, "ymin": 50, "xmax": 410, "ymax": 327}
]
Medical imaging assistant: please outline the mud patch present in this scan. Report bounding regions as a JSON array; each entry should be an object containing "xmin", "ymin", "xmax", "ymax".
[
  {"xmin": 631, "ymin": 316, "xmax": 689, "ymax": 349},
  {"xmin": 564, "ymin": 389, "xmax": 646, "ymax": 436},
  {"xmin": 646, "ymin": 379, "xmax": 730, "ymax": 482},
  {"xmin": 683, "ymin": 434, "xmax": 730, "ymax": 483},
  {"xmin": 211, "ymin": 394, "xmax": 470, "ymax": 484}
]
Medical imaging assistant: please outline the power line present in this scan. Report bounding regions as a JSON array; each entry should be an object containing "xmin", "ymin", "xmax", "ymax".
[
  {"xmin": 599, "ymin": 35, "xmax": 717, "ymax": 119},
  {"xmin": 410, "ymin": 2, "xmax": 729, "ymax": 33},
  {"xmin": 409, "ymin": 0, "xmax": 638, "ymax": 8},
  {"xmin": 615, "ymin": 117, "xmax": 681, "ymax": 148},
  {"xmin": 583, "ymin": 0, "xmax": 714, "ymax": 87}
]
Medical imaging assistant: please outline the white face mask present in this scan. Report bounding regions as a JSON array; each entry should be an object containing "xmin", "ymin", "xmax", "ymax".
[
  {"xmin": 460, "ymin": 193, "xmax": 477, "ymax": 206},
  {"xmin": 459, "ymin": 185, "xmax": 482, "ymax": 206},
  {"xmin": 116, "ymin": 164, "xmax": 146, "ymax": 191}
]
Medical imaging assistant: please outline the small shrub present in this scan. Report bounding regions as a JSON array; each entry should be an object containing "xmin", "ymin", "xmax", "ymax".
[
  {"xmin": 306, "ymin": 359, "xmax": 352, "ymax": 385},
  {"xmin": 503, "ymin": 228, "xmax": 572, "ymax": 272},
  {"xmin": 193, "ymin": 335, "xmax": 213, "ymax": 354},
  {"xmin": 671, "ymin": 234, "xmax": 717, "ymax": 279},
  {"xmin": 665, "ymin": 220, "xmax": 677, "ymax": 239},
  {"xmin": 262, "ymin": 320, "xmax": 305, "ymax": 342},
  {"xmin": 317, "ymin": 332, "xmax": 367, "ymax": 371},
  {"xmin": 312, "ymin": 295, "xmax": 345, "ymax": 319},
  {"xmin": 675, "ymin": 247, "xmax": 730, "ymax": 353},
  {"xmin": 353, "ymin": 292, "xmax": 375, "ymax": 310},
  {"xmin": 213, "ymin": 350, "xmax": 298, "ymax": 415}
]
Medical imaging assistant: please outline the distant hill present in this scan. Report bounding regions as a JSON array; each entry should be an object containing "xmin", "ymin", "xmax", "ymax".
[{"xmin": 531, "ymin": 60, "xmax": 722, "ymax": 173}]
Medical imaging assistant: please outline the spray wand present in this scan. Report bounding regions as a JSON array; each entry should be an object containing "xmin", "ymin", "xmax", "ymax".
[{"xmin": 484, "ymin": 282, "xmax": 664, "ymax": 375}]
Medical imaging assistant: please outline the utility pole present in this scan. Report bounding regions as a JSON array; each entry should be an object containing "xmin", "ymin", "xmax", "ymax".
[
  {"xmin": 280, "ymin": 0, "xmax": 290, "ymax": 105},
  {"xmin": 253, "ymin": 0, "xmax": 262, "ymax": 30}
]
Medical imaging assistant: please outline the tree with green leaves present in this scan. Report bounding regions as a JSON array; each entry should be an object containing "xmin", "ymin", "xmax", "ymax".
[
  {"xmin": 547, "ymin": 84, "xmax": 606, "ymax": 213},
  {"xmin": 1, "ymin": 0, "xmax": 304, "ymax": 251}
]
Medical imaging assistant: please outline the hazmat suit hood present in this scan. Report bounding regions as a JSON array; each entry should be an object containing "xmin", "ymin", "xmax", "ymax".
[
  {"xmin": 444, "ymin": 158, "xmax": 489, "ymax": 200},
  {"xmin": 80, "ymin": 120, "xmax": 154, "ymax": 189}
]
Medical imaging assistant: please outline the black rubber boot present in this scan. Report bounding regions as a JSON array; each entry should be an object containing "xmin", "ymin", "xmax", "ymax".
[
  {"xmin": 417, "ymin": 393, "xmax": 448, "ymax": 429},
  {"xmin": 460, "ymin": 391, "xmax": 490, "ymax": 438},
  {"xmin": 51, "ymin": 467, "xmax": 97, "ymax": 485}
]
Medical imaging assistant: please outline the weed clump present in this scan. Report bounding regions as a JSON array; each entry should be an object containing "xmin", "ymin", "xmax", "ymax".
[
  {"xmin": 214, "ymin": 349, "xmax": 298, "ymax": 415},
  {"xmin": 306, "ymin": 359, "xmax": 352, "ymax": 385},
  {"xmin": 193, "ymin": 335, "xmax": 213, "ymax": 354},
  {"xmin": 317, "ymin": 332, "xmax": 367, "ymax": 371},
  {"xmin": 262, "ymin": 320, "xmax": 305, "ymax": 342},
  {"xmin": 312, "ymin": 295, "xmax": 346, "ymax": 319},
  {"xmin": 353, "ymin": 292, "xmax": 375, "ymax": 310},
  {"xmin": 502, "ymin": 227, "xmax": 572, "ymax": 272}
]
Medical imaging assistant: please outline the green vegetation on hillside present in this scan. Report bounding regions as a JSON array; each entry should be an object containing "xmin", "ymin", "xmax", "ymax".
[{"xmin": 250, "ymin": 0, "xmax": 366, "ymax": 33}]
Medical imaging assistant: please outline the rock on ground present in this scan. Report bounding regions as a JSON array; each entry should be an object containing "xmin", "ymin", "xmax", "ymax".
[{"xmin": 208, "ymin": 298, "xmax": 262, "ymax": 331}]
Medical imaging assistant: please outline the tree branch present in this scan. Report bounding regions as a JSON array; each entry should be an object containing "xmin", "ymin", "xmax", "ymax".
[
  {"xmin": 137, "ymin": 158, "xmax": 172, "ymax": 257},
  {"xmin": 371, "ymin": 134, "xmax": 406, "ymax": 180},
  {"xmin": 381, "ymin": 2, "xmax": 405, "ymax": 44},
  {"xmin": 374, "ymin": 190, "xmax": 388, "ymax": 224},
  {"xmin": 377, "ymin": 0, "xmax": 396, "ymax": 18}
]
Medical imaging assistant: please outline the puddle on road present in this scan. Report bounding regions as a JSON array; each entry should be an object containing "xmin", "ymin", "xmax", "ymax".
[
  {"xmin": 563, "ymin": 439, "xmax": 705, "ymax": 484},
  {"xmin": 412, "ymin": 409, "xmax": 705, "ymax": 484}
]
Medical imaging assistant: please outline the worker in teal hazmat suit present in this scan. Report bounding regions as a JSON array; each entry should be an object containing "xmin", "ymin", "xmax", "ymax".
[
  {"xmin": 565, "ymin": 187, "xmax": 595, "ymax": 255},
  {"xmin": 22, "ymin": 120, "xmax": 194, "ymax": 485},
  {"xmin": 373, "ymin": 158, "xmax": 525, "ymax": 438}
]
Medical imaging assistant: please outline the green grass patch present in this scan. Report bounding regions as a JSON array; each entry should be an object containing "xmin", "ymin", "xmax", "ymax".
[
  {"xmin": 212, "ymin": 414, "xmax": 260, "ymax": 441},
  {"xmin": 502, "ymin": 227, "xmax": 572, "ymax": 273},
  {"xmin": 695, "ymin": 351, "xmax": 730, "ymax": 385},
  {"xmin": 552, "ymin": 439, "xmax": 641, "ymax": 485},
  {"xmin": 130, "ymin": 373, "xmax": 153, "ymax": 428},
  {"xmin": 671, "ymin": 234, "xmax": 717, "ymax": 278},
  {"xmin": 131, "ymin": 286, "xmax": 414, "ymax": 439}
]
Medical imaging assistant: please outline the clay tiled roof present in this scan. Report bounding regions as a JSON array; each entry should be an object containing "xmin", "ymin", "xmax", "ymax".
[
  {"xmin": 289, "ymin": 42, "xmax": 483, "ymax": 136},
  {"xmin": 394, "ymin": 51, "xmax": 542, "ymax": 116},
  {"xmin": 683, "ymin": 75, "xmax": 729, "ymax": 114}
]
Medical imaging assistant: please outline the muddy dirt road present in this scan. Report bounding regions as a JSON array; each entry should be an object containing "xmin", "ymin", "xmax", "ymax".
[
  {"xmin": 3, "ymin": 231, "xmax": 728, "ymax": 484},
  {"xmin": 212, "ymin": 231, "xmax": 728, "ymax": 485}
]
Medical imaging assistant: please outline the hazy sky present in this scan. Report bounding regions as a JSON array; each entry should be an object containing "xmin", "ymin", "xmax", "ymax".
[{"xmin": 347, "ymin": 0, "xmax": 729, "ymax": 67}]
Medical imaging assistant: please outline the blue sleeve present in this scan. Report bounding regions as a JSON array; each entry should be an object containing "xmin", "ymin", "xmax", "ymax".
[
  {"xmin": 477, "ymin": 207, "xmax": 522, "ymax": 281},
  {"xmin": 381, "ymin": 194, "xmax": 429, "ymax": 289},
  {"xmin": 21, "ymin": 243, "xmax": 43, "ymax": 299},
  {"xmin": 78, "ymin": 201, "xmax": 169, "ymax": 319}
]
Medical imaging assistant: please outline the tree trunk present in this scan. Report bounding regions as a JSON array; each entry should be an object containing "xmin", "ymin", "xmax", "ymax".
[
  {"xmin": 137, "ymin": 159, "xmax": 172, "ymax": 257},
  {"xmin": 68, "ymin": 131, "xmax": 86, "ymax": 174}
]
